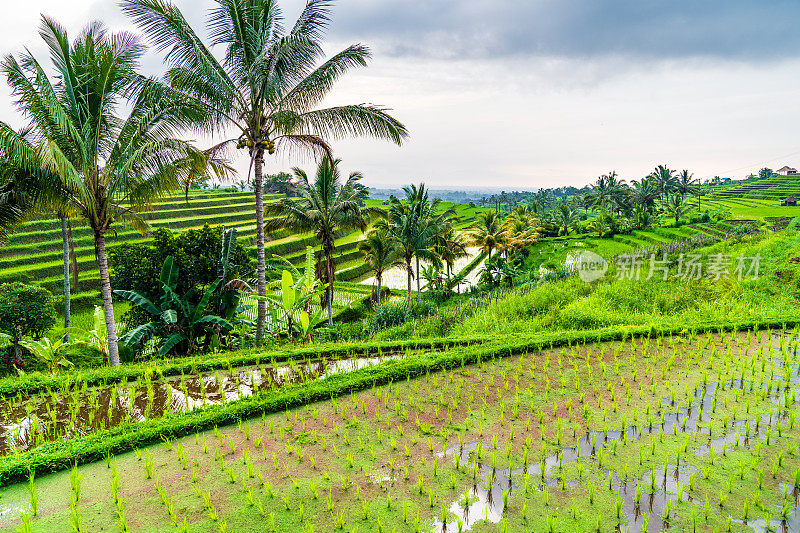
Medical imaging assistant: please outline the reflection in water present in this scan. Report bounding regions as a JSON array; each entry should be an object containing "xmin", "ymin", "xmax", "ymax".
[{"xmin": 0, "ymin": 355, "xmax": 401, "ymax": 455}]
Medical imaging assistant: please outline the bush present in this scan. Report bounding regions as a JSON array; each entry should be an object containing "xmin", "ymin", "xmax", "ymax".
[
  {"xmin": 110, "ymin": 225, "xmax": 253, "ymax": 329},
  {"xmin": 0, "ymin": 283, "xmax": 56, "ymax": 371},
  {"xmin": 363, "ymin": 299, "xmax": 438, "ymax": 335}
]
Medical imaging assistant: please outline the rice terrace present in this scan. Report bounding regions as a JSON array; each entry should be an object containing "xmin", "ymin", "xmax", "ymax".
[{"xmin": 1, "ymin": 0, "xmax": 800, "ymax": 532}]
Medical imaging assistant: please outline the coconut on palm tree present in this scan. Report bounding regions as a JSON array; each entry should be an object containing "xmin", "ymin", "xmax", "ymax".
[
  {"xmin": 0, "ymin": 18, "xmax": 225, "ymax": 366},
  {"xmin": 124, "ymin": 0, "xmax": 408, "ymax": 344},
  {"xmin": 264, "ymin": 158, "xmax": 381, "ymax": 324},
  {"xmin": 358, "ymin": 229, "xmax": 400, "ymax": 305}
]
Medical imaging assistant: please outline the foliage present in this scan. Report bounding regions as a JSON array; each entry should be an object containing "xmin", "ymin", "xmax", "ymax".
[
  {"xmin": 114, "ymin": 257, "xmax": 235, "ymax": 357},
  {"xmin": 18, "ymin": 336, "xmax": 74, "ymax": 374},
  {"xmin": 662, "ymin": 192, "xmax": 691, "ymax": 225},
  {"xmin": 264, "ymin": 159, "xmax": 380, "ymax": 325},
  {"xmin": 358, "ymin": 229, "xmax": 401, "ymax": 305},
  {"xmin": 363, "ymin": 299, "xmax": 438, "ymax": 334},
  {"xmin": 375, "ymin": 184, "xmax": 456, "ymax": 304},
  {"xmin": 0, "ymin": 283, "xmax": 56, "ymax": 368},
  {"xmin": 0, "ymin": 18, "xmax": 231, "ymax": 366},
  {"xmin": 256, "ymin": 247, "xmax": 327, "ymax": 342},
  {"xmin": 110, "ymin": 225, "xmax": 253, "ymax": 329}
]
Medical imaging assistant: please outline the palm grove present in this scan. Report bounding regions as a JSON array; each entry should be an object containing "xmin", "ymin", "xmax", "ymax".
[{"xmin": 0, "ymin": 0, "xmax": 407, "ymax": 366}]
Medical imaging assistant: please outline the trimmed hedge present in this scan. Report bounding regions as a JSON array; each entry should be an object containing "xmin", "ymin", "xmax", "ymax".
[{"xmin": 0, "ymin": 316, "xmax": 798, "ymax": 486}]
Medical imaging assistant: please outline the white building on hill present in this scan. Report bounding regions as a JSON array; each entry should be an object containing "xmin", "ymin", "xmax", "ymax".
[{"xmin": 776, "ymin": 166, "xmax": 797, "ymax": 175}]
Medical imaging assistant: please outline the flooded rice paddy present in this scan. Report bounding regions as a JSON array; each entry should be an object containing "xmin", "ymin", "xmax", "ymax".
[{"xmin": 0, "ymin": 354, "xmax": 403, "ymax": 455}]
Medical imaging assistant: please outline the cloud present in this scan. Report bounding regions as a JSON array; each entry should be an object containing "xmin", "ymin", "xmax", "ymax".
[{"xmin": 328, "ymin": 0, "xmax": 800, "ymax": 61}]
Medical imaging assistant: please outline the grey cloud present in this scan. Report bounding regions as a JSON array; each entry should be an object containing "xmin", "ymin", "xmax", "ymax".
[{"xmin": 326, "ymin": 0, "xmax": 800, "ymax": 61}]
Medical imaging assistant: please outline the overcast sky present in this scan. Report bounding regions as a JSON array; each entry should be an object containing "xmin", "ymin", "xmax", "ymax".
[{"xmin": 1, "ymin": 0, "xmax": 799, "ymax": 189}]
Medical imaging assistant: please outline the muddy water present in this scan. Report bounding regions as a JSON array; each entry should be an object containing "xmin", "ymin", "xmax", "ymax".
[
  {"xmin": 432, "ymin": 339, "xmax": 800, "ymax": 533},
  {"xmin": 0, "ymin": 354, "xmax": 402, "ymax": 455}
]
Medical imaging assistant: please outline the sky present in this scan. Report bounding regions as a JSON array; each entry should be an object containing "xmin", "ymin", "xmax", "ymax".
[{"xmin": 1, "ymin": 0, "xmax": 799, "ymax": 190}]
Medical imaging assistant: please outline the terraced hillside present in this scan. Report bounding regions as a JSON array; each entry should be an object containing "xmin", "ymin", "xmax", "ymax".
[
  {"xmin": 710, "ymin": 173, "xmax": 800, "ymax": 200},
  {"xmin": 686, "ymin": 195, "xmax": 800, "ymax": 222},
  {"xmin": 0, "ymin": 189, "xmax": 483, "ymax": 309}
]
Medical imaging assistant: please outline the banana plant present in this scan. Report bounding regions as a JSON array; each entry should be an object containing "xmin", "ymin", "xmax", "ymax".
[
  {"xmin": 65, "ymin": 306, "xmax": 109, "ymax": 364},
  {"xmin": 114, "ymin": 256, "xmax": 234, "ymax": 357},
  {"xmin": 18, "ymin": 336, "xmax": 74, "ymax": 374},
  {"xmin": 252, "ymin": 265, "xmax": 325, "ymax": 343}
]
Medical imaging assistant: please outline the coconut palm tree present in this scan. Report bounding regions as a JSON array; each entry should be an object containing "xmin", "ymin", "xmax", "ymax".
[
  {"xmin": 0, "ymin": 18, "xmax": 223, "ymax": 366},
  {"xmin": 264, "ymin": 158, "xmax": 381, "ymax": 324},
  {"xmin": 662, "ymin": 193, "xmax": 690, "ymax": 226},
  {"xmin": 124, "ymin": 0, "xmax": 408, "ymax": 344},
  {"xmin": 358, "ymin": 229, "xmax": 400, "ymax": 305},
  {"xmin": 650, "ymin": 164, "xmax": 678, "ymax": 198},
  {"xmin": 436, "ymin": 225, "xmax": 467, "ymax": 280},
  {"xmin": 0, "ymin": 134, "xmax": 79, "ymax": 337},
  {"xmin": 629, "ymin": 177, "xmax": 660, "ymax": 211},
  {"xmin": 554, "ymin": 203, "xmax": 578, "ymax": 236},
  {"xmin": 677, "ymin": 170, "xmax": 698, "ymax": 199},
  {"xmin": 375, "ymin": 184, "xmax": 452, "ymax": 305},
  {"xmin": 587, "ymin": 212, "xmax": 612, "ymax": 237},
  {"xmin": 467, "ymin": 210, "xmax": 505, "ymax": 260}
]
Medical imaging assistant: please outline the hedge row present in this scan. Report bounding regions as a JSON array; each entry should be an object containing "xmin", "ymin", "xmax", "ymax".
[
  {"xmin": 0, "ymin": 317, "xmax": 797, "ymax": 486},
  {"xmin": 0, "ymin": 336, "xmax": 486, "ymax": 399}
]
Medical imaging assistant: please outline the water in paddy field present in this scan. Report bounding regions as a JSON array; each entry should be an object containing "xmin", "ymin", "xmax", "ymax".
[
  {"xmin": 0, "ymin": 354, "xmax": 403, "ymax": 455},
  {"xmin": 429, "ymin": 336, "xmax": 800, "ymax": 533},
  {"xmin": 361, "ymin": 247, "xmax": 487, "ymax": 291}
]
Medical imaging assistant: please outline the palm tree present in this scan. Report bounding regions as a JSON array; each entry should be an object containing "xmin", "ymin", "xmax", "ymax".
[
  {"xmin": 629, "ymin": 177, "xmax": 660, "ymax": 211},
  {"xmin": 587, "ymin": 212, "xmax": 612, "ymax": 237},
  {"xmin": 584, "ymin": 171, "xmax": 626, "ymax": 213},
  {"xmin": 650, "ymin": 165, "xmax": 678, "ymax": 198},
  {"xmin": 124, "ymin": 0, "xmax": 408, "ymax": 344},
  {"xmin": 554, "ymin": 204, "xmax": 578, "ymax": 236},
  {"xmin": 375, "ymin": 184, "xmax": 451, "ymax": 305},
  {"xmin": 0, "ymin": 18, "xmax": 222, "ymax": 366},
  {"xmin": 264, "ymin": 158, "xmax": 381, "ymax": 324},
  {"xmin": 437, "ymin": 225, "xmax": 467, "ymax": 280},
  {"xmin": 662, "ymin": 193, "xmax": 690, "ymax": 226},
  {"xmin": 677, "ymin": 170, "xmax": 698, "ymax": 199},
  {"xmin": 467, "ymin": 210, "xmax": 505, "ymax": 260},
  {"xmin": 0, "ymin": 134, "xmax": 79, "ymax": 337},
  {"xmin": 358, "ymin": 229, "xmax": 400, "ymax": 305}
]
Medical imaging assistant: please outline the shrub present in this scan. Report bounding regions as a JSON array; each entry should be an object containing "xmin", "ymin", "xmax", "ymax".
[
  {"xmin": 110, "ymin": 225, "xmax": 253, "ymax": 329},
  {"xmin": 0, "ymin": 283, "xmax": 56, "ymax": 371}
]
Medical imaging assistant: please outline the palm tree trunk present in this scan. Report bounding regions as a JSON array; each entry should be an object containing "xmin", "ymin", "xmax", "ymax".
[
  {"xmin": 415, "ymin": 256, "xmax": 421, "ymax": 304},
  {"xmin": 376, "ymin": 272, "xmax": 382, "ymax": 306},
  {"xmin": 60, "ymin": 213, "xmax": 71, "ymax": 343},
  {"xmin": 406, "ymin": 258, "xmax": 412, "ymax": 305},
  {"xmin": 95, "ymin": 231, "xmax": 119, "ymax": 366},
  {"xmin": 253, "ymin": 149, "xmax": 266, "ymax": 345},
  {"xmin": 325, "ymin": 248, "xmax": 334, "ymax": 326}
]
